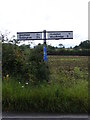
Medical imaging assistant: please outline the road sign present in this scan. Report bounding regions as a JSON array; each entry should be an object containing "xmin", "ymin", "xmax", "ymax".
[
  {"xmin": 17, "ymin": 30, "xmax": 73, "ymax": 62},
  {"xmin": 17, "ymin": 32, "xmax": 42, "ymax": 40},
  {"xmin": 47, "ymin": 31, "xmax": 73, "ymax": 40}
]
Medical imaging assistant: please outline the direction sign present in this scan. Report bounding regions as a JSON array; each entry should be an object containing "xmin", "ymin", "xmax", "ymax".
[
  {"xmin": 17, "ymin": 30, "xmax": 73, "ymax": 62},
  {"xmin": 17, "ymin": 32, "xmax": 42, "ymax": 40},
  {"xmin": 47, "ymin": 31, "xmax": 73, "ymax": 40}
]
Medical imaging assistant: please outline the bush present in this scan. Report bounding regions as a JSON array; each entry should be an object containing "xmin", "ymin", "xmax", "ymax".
[
  {"xmin": 2, "ymin": 43, "xmax": 50, "ymax": 84},
  {"xmin": 28, "ymin": 45, "xmax": 50, "ymax": 84},
  {"xmin": 2, "ymin": 43, "xmax": 27, "ymax": 81}
]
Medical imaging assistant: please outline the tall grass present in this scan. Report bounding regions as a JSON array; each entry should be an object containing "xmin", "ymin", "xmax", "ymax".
[
  {"xmin": 2, "ymin": 56, "xmax": 88, "ymax": 113},
  {"xmin": 2, "ymin": 77, "xmax": 88, "ymax": 113}
]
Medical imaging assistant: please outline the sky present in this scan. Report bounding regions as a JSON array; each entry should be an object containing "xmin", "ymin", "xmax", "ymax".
[{"xmin": 0, "ymin": 0, "xmax": 89, "ymax": 48}]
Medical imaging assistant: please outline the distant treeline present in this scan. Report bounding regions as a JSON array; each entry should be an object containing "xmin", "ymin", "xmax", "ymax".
[
  {"xmin": 47, "ymin": 40, "xmax": 90, "ymax": 56},
  {"xmin": 47, "ymin": 49, "xmax": 90, "ymax": 56}
]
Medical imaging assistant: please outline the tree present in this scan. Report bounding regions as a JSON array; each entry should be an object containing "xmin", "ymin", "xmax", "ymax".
[
  {"xmin": 58, "ymin": 44, "xmax": 65, "ymax": 48},
  {"xmin": 79, "ymin": 40, "xmax": 90, "ymax": 49},
  {"xmin": 74, "ymin": 40, "xmax": 90, "ymax": 49}
]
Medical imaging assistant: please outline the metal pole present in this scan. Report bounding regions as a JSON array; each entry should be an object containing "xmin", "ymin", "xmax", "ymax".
[{"xmin": 43, "ymin": 30, "xmax": 47, "ymax": 62}]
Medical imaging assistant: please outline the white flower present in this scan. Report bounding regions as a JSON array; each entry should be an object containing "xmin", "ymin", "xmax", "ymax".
[
  {"xmin": 22, "ymin": 86, "xmax": 24, "ymax": 88},
  {"xmin": 26, "ymin": 82, "xmax": 28, "ymax": 85}
]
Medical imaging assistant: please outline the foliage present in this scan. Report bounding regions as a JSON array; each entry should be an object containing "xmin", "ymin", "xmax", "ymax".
[
  {"xmin": 74, "ymin": 40, "xmax": 90, "ymax": 49},
  {"xmin": 2, "ymin": 40, "xmax": 88, "ymax": 113},
  {"xmin": 2, "ymin": 43, "xmax": 50, "ymax": 84},
  {"xmin": 2, "ymin": 43, "xmax": 29, "ymax": 81},
  {"xmin": 2, "ymin": 75, "xmax": 88, "ymax": 113},
  {"xmin": 2, "ymin": 56, "xmax": 88, "ymax": 113},
  {"xmin": 28, "ymin": 45, "xmax": 50, "ymax": 84},
  {"xmin": 47, "ymin": 48, "xmax": 90, "ymax": 56},
  {"xmin": 46, "ymin": 40, "xmax": 90, "ymax": 56}
]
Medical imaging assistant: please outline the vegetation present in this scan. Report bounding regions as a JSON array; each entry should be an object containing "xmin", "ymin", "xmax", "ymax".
[
  {"xmin": 2, "ymin": 38, "xmax": 89, "ymax": 113},
  {"xmin": 2, "ymin": 77, "xmax": 88, "ymax": 113},
  {"xmin": 28, "ymin": 45, "xmax": 50, "ymax": 83},
  {"xmin": 47, "ymin": 40, "xmax": 90, "ymax": 56},
  {"xmin": 74, "ymin": 40, "xmax": 90, "ymax": 49},
  {"xmin": 2, "ymin": 43, "xmax": 49, "ymax": 84},
  {"xmin": 47, "ymin": 48, "xmax": 89, "ymax": 56},
  {"xmin": 41, "ymin": 40, "xmax": 90, "ymax": 51},
  {"xmin": 2, "ymin": 43, "xmax": 88, "ymax": 113}
]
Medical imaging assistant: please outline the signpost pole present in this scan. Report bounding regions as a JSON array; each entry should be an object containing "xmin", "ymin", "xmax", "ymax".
[{"xmin": 43, "ymin": 30, "xmax": 47, "ymax": 62}]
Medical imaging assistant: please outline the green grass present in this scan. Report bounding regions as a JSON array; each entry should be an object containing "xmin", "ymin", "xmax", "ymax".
[{"xmin": 2, "ymin": 56, "xmax": 88, "ymax": 113}]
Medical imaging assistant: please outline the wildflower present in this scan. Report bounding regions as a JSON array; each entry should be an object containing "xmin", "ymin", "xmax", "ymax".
[
  {"xmin": 22, "ymin": 86, "xmax": 24, "ymax": 88},
  {"xmin": 19, "ymin": 82, "xmax": 20, "ymax": 84},
  {"xmin": 6, "ymin": 74, "xmax": 9, "ymax": 81},
  {"xmin": 25, "ymin": 82, "xmax": 28, "ymax": 85}
]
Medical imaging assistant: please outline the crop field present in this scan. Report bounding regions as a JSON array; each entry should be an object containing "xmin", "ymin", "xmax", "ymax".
[
  {"xmin": 48, "ymin": 56, "xmax": 88, "ymax": 84},
  {"xmin": 2, "ymin": 56, "xmax": 88, "ymax": 113}
]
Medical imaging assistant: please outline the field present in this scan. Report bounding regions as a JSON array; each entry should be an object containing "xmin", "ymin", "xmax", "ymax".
[{"xmin": 2, "ymin": 56, "xmax": 88, "ymax": 113}]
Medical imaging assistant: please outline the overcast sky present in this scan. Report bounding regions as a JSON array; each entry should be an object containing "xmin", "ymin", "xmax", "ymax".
[{"xmin": 0, "ymin": 0, "xmax": 89, "ymax": 47}]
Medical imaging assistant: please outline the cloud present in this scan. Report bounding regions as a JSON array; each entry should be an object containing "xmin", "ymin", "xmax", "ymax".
[{"xmin": 0, "ymin": 0, "xmax": 88, "ymax": 47}]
